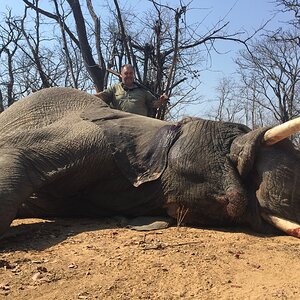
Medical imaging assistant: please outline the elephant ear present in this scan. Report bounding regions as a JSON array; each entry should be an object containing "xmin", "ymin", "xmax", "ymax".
[
  {"xmin": 81, "ymin": 104, "xmax": 181, "ymax": 187},
  {"xmin": 230, "ymin": 127, "xmax": 268, "ymax": 178}
]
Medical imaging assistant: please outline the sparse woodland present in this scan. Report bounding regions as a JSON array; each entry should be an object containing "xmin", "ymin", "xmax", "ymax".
[{"xmin": 0, "ymin": 0, "xmax": 299, "ymax": 125}]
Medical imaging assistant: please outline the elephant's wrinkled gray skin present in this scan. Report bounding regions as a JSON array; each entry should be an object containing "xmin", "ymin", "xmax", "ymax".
[{"xmin": 0, "ymin": 87, "xmax": 299, "ymax": 238}]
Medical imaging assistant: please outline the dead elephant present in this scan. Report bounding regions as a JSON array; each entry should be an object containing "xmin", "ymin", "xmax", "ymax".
[{"xmin": 0, "ymin": 87, "xmax": 299, "ymax": 238}]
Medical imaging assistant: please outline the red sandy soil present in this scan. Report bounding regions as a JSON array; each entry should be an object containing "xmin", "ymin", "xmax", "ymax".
[{"xmin": 0, "ymin": 217, "xmax": 300, "ymax": 299}]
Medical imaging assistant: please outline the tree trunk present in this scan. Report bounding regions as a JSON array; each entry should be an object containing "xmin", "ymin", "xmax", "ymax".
[{"xmin": 67, "ymin": 0, "xmax": 105, "ymax": 92}]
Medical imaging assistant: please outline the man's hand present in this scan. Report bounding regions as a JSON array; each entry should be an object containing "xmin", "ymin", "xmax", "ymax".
[
  {"xmin": 159, "ymin": 93, "xmax": 169, "ymax": 103},
  {"xmin": 153, "ymin": 94, "xmax": 169, "ymax": 108}
]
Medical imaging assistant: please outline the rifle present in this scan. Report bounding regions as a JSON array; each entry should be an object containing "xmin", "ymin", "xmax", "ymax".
[{"xmin": 106, "ymin": 68, "xmax": 122, "ymax": 79}]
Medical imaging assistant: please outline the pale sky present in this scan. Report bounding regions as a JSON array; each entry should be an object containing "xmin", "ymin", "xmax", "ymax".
[{"xmin": 0, "ymin": 0, "xmax": 293, "ymax": 117}]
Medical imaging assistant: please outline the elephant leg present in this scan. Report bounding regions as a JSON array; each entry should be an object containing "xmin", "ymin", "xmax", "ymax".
[{"xmin": 0, "ymin": 150, "xmax": 40, "ymax": 237}]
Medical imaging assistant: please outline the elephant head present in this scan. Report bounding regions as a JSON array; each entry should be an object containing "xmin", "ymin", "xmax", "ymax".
[
  {"xmin": 230, "ymin": 118, "xmax": 300, "ymax": 237},
  {"xmin": 164, "ymin": 117, "xmax": 300, "ymax": 237}
]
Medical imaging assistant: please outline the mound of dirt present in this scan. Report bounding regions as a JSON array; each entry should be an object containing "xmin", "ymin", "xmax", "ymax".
[{"xmin": 1, "ymin": 218, "xmax": 300, "ymax": 299}]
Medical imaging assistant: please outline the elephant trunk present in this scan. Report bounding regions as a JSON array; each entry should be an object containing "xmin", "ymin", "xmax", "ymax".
[{"xmin": 0, "ymin": 150, "xmax": 36, "ymax": 237}]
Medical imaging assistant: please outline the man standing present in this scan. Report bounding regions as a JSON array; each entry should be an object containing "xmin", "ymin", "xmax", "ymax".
[{"xmin": 95, "ymin": 64, "xmax": 168, "ymax": 117}]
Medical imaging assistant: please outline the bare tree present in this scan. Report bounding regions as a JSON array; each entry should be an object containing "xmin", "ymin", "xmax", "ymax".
[
  {"xmin": 209, "ymin": 76, "xmax": 258, "ymax": 124},
  {"xmin": 1, "ymin": 0, "xmax": 255, "ymax": 120},
  {"xmin": 236, "ymin": 31, "xmax": 300, "ymax": 124},
  {"xmin": 53, "ymin": 0, "xmax": 78, "ymax": 88},
  {"xmin": 23, "ymin": 0, "xmax": 106, "ymax": 91},
  {"xmin": 211, "ymin": 1, "xmax": 300, "ymax": 129},
  {"xmin": 0, "ymin": 10, "xmax": 23, "ymax": 107},
  {"xmin": 20, "ymin": 4, "xmax": 52, "ymax": 88},
  {"xmin": 0, "ymin": 4, "xmax": 88, "ymax": 104},
  {"xmin": 213, "ymin": 77, "xmax": 239, "ymax": 122},
  {"xmin": 1, "ymin": 42, "xmax": 19, "ymax": 107},
  {"xmin": 66, "ymin": 0, "xmax": 105, "ymax": 92},
  {"xmin": 104, "ymin": 0, "xmax": 252, "ymax": 119},
  {"xmin": 276, "ymin": 0, "xmax": 300, "ymax": 28},
  {"xmin": 238, "ymin": 72, "xmax": 267, "ymax": 128}
]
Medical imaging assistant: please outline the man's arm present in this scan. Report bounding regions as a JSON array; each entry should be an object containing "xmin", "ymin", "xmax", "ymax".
[{"xmin": 94, "ymin": 87, "xmax": 114, "ymax": 105}]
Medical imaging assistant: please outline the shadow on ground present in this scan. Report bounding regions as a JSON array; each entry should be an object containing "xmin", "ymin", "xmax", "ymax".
[
  {"xmin": 0, "ymin": 217, "xmax": 120, "ymax": 252},
  {"xmin": 0, "ymin": 216, "xmax": 279, "ymax": 253}
]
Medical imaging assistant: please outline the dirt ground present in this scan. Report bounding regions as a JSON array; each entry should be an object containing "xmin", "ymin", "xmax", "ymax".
[{"xmin": 0, "ymin": 218, "xmax": 300, "ymax": 300}]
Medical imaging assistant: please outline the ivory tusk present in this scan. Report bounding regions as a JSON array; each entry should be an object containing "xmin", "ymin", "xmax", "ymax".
[
  {"xmin": 261, "ymin": 212, "xmax": 300, "ymax": 238},
  {"xmin": 263, "ymin": 117, "xmax": 300, "ymax": 145}
]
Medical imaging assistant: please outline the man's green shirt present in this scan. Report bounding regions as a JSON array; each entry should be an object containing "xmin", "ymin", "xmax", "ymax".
[{"xmin": 99, "ymin": 82, "xmax": 156, "ymax": 116}]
